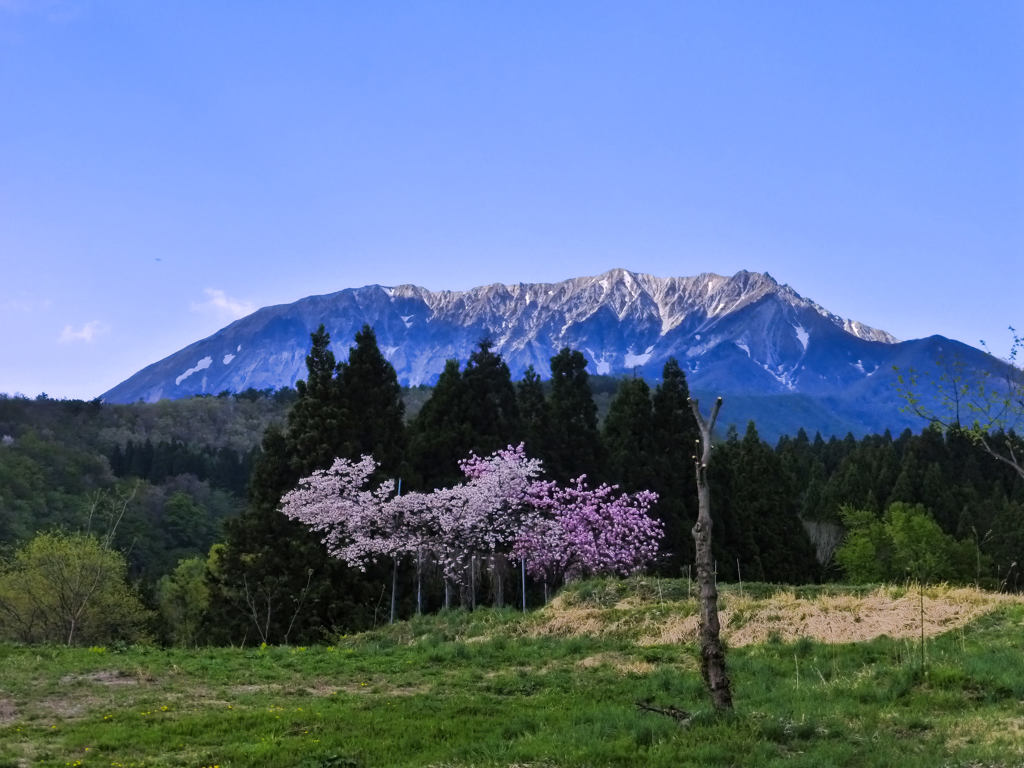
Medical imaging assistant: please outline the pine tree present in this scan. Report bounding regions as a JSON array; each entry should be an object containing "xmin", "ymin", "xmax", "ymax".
[
  {"xmin": 288, "ymin": 325, "xmax": 347, "ymax": 474},
  {"xmin": 650, "ymin": 358, "xmax": 700, "ymax": 573},
  {"xmin": 209, "ymin": 423, "xmax": 332, "ymax": 644},
  {"xmin": 546, "ymin": 348, "xmax": 603, "ymax": 483},
  {"xmin": 339, "ymin": 324, "xmax": 407, "ymax": 476},
  {"xmin": 208, "ymin": 325, "xmax": 400, "ymax": 644},
  {"xmin": 517, "ymin": 365, "xmax": 549, "ymax": 460},
  {"xmin": 460, "ymin": 339, "xmax": 522, "ymax": 455},
  {"xmin": 887, "ymin": 451, "xmax": 921, "ymax": 507},
  {"xmin": 409, "ymin": 360, "xmax": 471, "ymax": 488},
  {"xmin": 603, "ymin": 377, "xmax": 656, "ymax": 493},
  {"xmin": 733, "ymin": 422, "xmax": 818, "ymax": 582}
]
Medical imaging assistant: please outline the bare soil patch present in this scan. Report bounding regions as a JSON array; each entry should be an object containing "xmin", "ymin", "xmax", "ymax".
[
  {"xmin": 532, "ymin": 587, "xmax": 1024, "ymax": 647},
  {"xmin": 59, "ymin": 670, "xmax": 141, "ymax": 686},
  {"xmin": 0, "ymin": 697, "xmax": 17, "ymax": 723}
]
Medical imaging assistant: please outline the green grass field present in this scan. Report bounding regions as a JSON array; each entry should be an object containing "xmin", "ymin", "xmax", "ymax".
[{"xmin": 2, "ymin": 580, "xmax": 1022, "ymax": 767}]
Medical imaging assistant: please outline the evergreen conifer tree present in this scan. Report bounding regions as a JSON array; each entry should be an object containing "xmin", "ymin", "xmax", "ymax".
[
  {"xmin": 517, "ymin": 365, "xmax": 549, "ymax": 460},
  {"xmin": 650, "ymin": 358, "xmax": 700, "ymax": 572},
  {"xmin": 460, "ymin": 339, "xmax": 522, "ymax": 455},
  {"xmin": 409, "ymin": 360, "xmax": 471, "ymax": 488},
  {"xmin": 339, "ymin": 324, "xmax": 407, "ymax": 476},
  {"xmin": 288, "ymin": 325, "xmax": 347, "ymax": 473},
  {"xmin": 208, "ymin": 325, "xmax": 402, "ymax": 644},
  {"xmin": 603, "ymin": 377, "xmax": 656, "ymax": 492},
  {"xmin": 546, "ymin": 348, "xmax": 603, "ymax": 483}
]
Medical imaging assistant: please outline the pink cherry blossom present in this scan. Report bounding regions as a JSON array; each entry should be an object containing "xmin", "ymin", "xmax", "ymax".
[{"xmin": 279, "ymin": 444, "xmax": 662, "ymax": 598}]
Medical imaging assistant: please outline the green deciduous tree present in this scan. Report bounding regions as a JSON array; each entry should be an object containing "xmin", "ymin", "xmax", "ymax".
[
  {"xmin": 835, "ymin": 502, "xmax": 977, "ymax": 584},
  {"xmin": 156, "ymin": 555, "xmax": 210, "ymax": 647},
  {"xmin": 0, "ymin": 531, "xmax": 150, "ymax": 645}
]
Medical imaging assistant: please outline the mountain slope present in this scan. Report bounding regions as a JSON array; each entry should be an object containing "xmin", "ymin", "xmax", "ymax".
[{"xmin": 100, "ymin": 269, "xmax": 998, "ymax": 439}]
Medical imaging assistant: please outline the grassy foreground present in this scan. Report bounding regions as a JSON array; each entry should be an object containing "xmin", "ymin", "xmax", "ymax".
[{"xmin": 1, "ymin": 580, "xmax": 1023, "ymax": 768}]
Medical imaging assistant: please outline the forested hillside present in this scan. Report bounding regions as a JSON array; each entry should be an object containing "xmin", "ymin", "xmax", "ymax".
[
  {"xmin": 0, "ymin": 390, "xmax": 294, "ymax": 579},
  {"xmin": 1, "ymin": 325, "xmax": 1022, "ymax": 647}
]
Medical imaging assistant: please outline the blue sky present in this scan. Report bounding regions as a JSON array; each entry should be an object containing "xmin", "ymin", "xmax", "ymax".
[{"xmin": 1, "ymin": 1, "xmax": 1021, "ymax": 399}]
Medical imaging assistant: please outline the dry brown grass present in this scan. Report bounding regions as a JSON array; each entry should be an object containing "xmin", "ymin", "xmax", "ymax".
[
  {"xmin": 529, "ymin": 585, "xmax": 1024, "ymax": 647},
  {"xmin": 576, "ymin": 652, "xmax": 655, "ymax": 676}
]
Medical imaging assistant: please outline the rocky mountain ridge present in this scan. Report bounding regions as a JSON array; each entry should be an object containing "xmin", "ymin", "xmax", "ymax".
[{"xmin": 101, "ymin": 269, "xmax": 993, "ymax": 439}]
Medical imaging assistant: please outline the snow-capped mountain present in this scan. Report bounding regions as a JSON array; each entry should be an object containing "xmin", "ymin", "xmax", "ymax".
[{"xmin": 100, "ymin": 269, "xmax": 994, "ymax": 438}]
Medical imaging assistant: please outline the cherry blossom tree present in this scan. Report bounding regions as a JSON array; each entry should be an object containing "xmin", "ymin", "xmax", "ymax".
[
  {"xmin": 280, "ymin": 444, "xmax": 662, "ymax": 614},
  {"xmin": 423, "ymin": 444, "xmax": 545, "ymax": 606},
  {"xmin": 514, "ymin": 476, "xmax": 662, "ymax": 590},
  {"xmin": 279, "ymin": 454, "xmax": 399, "ymax": 569}
]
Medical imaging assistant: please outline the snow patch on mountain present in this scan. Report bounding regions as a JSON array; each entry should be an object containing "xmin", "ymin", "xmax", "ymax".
[
  {"xmin": 223, "ymin": 353, "xmax": 235, "ymax": 365},
  {"xmin": 794, "ymin": 324, "xmax": 809, "ymax": 351},
  {"xmin": 761, "ymin": 361, "xmax": 797, "ymax": 391},
  {"xmin": 586, "ymin": 348, "xmax": 613, "ymax": 375},
  {"xmin": 624, "ymin": 347, "xmax": 654, "ymax": 368},
  {"xmin": 853, "ymin": 359, "xmax": 880, "ymax": 376},
  {"xmin": 176, "ymin": 356, "xmax": 212, "ymax": 386}
]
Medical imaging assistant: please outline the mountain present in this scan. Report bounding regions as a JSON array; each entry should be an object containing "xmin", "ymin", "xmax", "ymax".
[{"xmin": 101, "ymin": 269, "xmax": 1000, "ymax": 439}]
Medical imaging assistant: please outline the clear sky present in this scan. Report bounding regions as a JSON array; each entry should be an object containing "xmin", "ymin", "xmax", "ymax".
[{"xmin": 2, "ymin": 1, "xmax": 1021, "ymax": 400}]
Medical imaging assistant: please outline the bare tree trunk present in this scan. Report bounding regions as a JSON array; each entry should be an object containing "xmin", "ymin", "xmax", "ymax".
[
  {"xmin": 493, "ymin": 555, "xmax": 504, "ymax": 608},
  {"xmin": 416, "ymin": 551, "xmax": 423, "ymax": 616},
  {"xmin": 390, "ymin": 558, "xmax": 398, "ymax": 624},
  {"xmin": 470, "ymin": 556, "xmax": 476, "ymax": 611},
  {"xmin": 521, "ymin": 559, "xmax": 527, "ymax": 613},
  {"xmin": 689, "ymin": 396, "xmax": 733, "ymax": 711}
]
